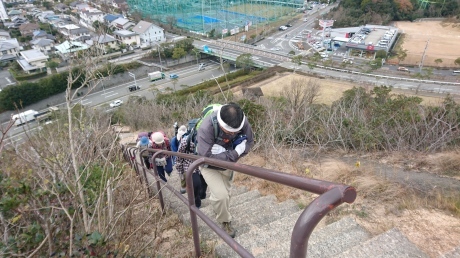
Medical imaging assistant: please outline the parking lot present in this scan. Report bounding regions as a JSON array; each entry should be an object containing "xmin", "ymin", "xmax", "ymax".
[{"xmin": 0, "ymin": 70, "xmax": 15, "ymax": 90}]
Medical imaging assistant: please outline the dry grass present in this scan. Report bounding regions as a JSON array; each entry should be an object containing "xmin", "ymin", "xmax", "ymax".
[
  {"xmin": 394, "ymin": 21, "xmax": 460, "ymax": 67},
  {"xmin": 234, "ymin": 148, "xmax": 460, "ymax": 257},
  {"xmin": 436, "ymin": 151, "xmax": 460, "ymax": 177}
]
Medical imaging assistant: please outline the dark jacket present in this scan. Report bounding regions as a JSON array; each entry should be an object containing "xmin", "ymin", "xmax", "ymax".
[{"xmin": 196, "ymin": 111, "xmax": 254, "ymax": 164}]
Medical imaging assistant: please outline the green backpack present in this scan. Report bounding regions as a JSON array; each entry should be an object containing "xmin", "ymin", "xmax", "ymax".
[{"xmin": 185, "ymin": 104, "xmax": 222, "ymax": 154}]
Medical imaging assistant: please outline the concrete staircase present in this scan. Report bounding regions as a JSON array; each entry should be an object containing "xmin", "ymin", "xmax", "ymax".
[{"xmin": 153, "ymin": 171, "xmax": 432, "ymax": 257}]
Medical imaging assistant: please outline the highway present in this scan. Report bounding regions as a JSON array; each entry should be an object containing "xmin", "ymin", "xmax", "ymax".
[{"xmin": 2, "ymin": 62, "xmax": 230, "ymax": 146}]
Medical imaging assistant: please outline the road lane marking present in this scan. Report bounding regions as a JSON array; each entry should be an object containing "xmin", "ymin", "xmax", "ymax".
[
  {"xmin": 101, "ymin": 91, "xmax": 114, "ymax": 95},
  {"xmin": 104, "ymin": 93, "xmax": 118, "ymax": 98}
]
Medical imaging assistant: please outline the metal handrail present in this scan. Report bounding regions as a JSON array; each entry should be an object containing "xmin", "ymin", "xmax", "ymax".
[{"xmin": 123, "ymin": 146, "xmax": 357, "ymax": 257}]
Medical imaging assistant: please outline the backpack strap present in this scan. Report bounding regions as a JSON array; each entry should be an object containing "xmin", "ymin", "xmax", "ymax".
[{"xmin": 210, "ymin": 115, "xmax": 222, "ymax": 142}]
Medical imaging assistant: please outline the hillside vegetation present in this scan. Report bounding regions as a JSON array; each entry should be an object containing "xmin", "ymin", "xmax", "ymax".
[{"xmin": 327, "ymin": 0, "xmax": 460, "ymax": 27}]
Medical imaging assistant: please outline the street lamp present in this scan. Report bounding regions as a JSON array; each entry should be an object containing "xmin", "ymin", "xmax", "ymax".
[{"xmin": 128, "ymin": 72, "xmax": 137, "ymax": 87}]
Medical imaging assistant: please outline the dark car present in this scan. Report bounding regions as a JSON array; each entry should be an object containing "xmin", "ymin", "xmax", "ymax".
[
  {"xmin": 128, "ymin": 85, "xmax": 141, "ymax": 92},
  {"xmin": 286, "ymin": 24, "xmax": 293, "ymax": 27}
]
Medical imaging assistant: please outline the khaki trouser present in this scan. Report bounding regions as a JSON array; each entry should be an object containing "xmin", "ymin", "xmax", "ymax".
[{"xmin": 200, "ymin": 166, "xmax": 233, "ymax": 223}]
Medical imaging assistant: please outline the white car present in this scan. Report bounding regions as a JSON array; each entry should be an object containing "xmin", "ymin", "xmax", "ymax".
[
  {"xmin": 320, "ymin": 53, "xmax": 328, "ymax": 58},
  {"xmin": 271, "ymin": 47, "xmax": 281, "ymax": 51},
  {"xmin": 110, "ymin": 99, "xmax": 123, "ymax": 108}
]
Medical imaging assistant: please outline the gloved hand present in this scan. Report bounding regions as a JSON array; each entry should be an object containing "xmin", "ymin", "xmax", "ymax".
[
  {"xmin": 235, "ymin": 140, "xmax": 247, "ymax": 156},
  {"xmin": 211, "ymin": 144, "xmax": 226, "ymax": 154}
]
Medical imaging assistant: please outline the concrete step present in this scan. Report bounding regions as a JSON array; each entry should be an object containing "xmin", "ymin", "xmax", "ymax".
[
  {"xmin": 336, "ymin": 228, "xmax": 429, "ymax": 258},
  {"xmin": 170, "ymin": 185, "xmax": 254, "ymax": 224},
  {"xmin": 220, "ymin": 216, "xmax": 370, "ymax": 258},
  {"xmin": 215, "ymin": 202, "xmax": 302, "ymax": 257},
  {"xmin": 259, "ymin": 217, "xmax": 372, "ymax": 258},
  {"xmin": 442, "ymin": 246, "xmax": 460, "ymax": 258}
]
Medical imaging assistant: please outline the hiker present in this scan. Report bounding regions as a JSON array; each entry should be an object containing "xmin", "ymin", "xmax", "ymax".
[
  {"xmin": 150, "ymin": 131, "xmax": 173, "ymax": 182},
  {"xmin": 171, "ymin": 125, "xmax": 187, "ymax": 165},
  {"xmin": 176, "ymin": 133, "xmax": 208, "ymax": 209},
  {"xmin": 136, "ymin": 136, "xmax": 153, "ymax": 168},
  {"xmin": 196, "ymin": 103, "xmax": 254, "ymax": 238}
]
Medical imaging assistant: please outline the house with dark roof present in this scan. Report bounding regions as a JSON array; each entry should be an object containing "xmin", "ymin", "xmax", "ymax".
[
  {"xmin": 19, "ymin": 23, "xmax": 40, "ymax": 37},
  {"xmin": 30, "ymin": 38, "xmax": 55, "ymax": 55},
  {"xmin": 104, "ymin": 14, "xmax": 123, "ymax": 24},
  {"xmin": 17, "ymin": 49, "xmax": 49, "ymax": 74},
  {"xmin": 131, "ymin": 20, "xmax": 165, "ymax": 46},
  {"xmin": 91, "ymin": 34, "xmax": 118, "ymax": 51},
  {"xmin": 32, "ymin": 30, "xmax": 56, "ymax": 41},
  {"xmin": 0, "ymin": 39, "xmax": 20, "ymax": 62}
]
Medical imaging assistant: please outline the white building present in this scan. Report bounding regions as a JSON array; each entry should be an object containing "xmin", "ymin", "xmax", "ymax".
[
  {"xmin": 0, "ymin": 0, "xmax": 8, "ymax": 22},
  {"xmin": 131, "ymin": 20, "xmax": 165, "ymax": 47},
  {"xmin": 113, "ymin": 29, "xmax": 139, "ymax": 46},
  {"xmin": 80, "ymin": 8, "xmax": 104, "ymax": 29},
  {"xmin": 17, "ymin": 49, "xmax": 49, "ymax": 74},
  {"xmin": 58, "ymin": 24, "xmax": 91, "ymax": 42}
]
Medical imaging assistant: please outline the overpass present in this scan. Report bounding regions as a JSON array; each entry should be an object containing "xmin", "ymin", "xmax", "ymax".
[{"xmin": 193, "ymin": 39, "xmax": 292, "ymax": 68}]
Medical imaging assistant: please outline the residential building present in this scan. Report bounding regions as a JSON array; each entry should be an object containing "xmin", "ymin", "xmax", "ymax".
[
  {"xmin": 0, "ymin": 39, "xmax": 20, "ymax": 62},
  {"xmin": 112, "ymin": 0, "xmax": 126, "ymax": 9},
  {"xmin": 110, "ymin": 17, "xmax": 134, "ymax": 30},
  {"xmin": 17, "ymin": 49, "xmax": 49, "ymax": 73},
  {"xmin": 54, "ymin": 3, "xmax": 69, "ymax": 13},
  {"xmin": 32, "ymin": 30, "xmax": 56, "ymax": 41},
  {"xmin": 36, "ymin": 11, "xmax": 56, "ymax": 23},
  {"xmin": 0, "ymin": 30, "xmax": 11, "ymax": 40},
  {"xmin": 8, "ymin": 10, "xmax": 22, "ymax": 16},
  {"xmin": 80, "ymin": 8, "xmax": 104, "ymax": 28},
  {"xmin": 75, "ymin": 3, "xmax": 90, "ymax": 12},
  {"xmin": 113, "ymin": 29, "xmax": 139, "ymax": 46},
  {"xmin": 69, "ymin": 1, "xmax": 83, "ymax": 9},
  {"xmin": 0, "ymin": 1, "xmax": 8, "ymax": 22},
  {"xmin": 58, "ymin": 24, "xmax": 91, "ymax": 42},
  {"xmin": 104, "ymin": 13, "xmax": 123, "ymax": 24},
  {"xmin": 19, "ymin": 23, "xmax": 40, "ymax": 37},
  {"xmin": 131, "ymin": 20, "xmax": 165, "ymax": 46},
  {"xmin": 91, "ymin": 34, "xmax": 118, "ymax": 52},
  {"xmin": 30, "ymin": 38, "xmax": 55, "ymax": 55},
  {"xmin": 55, "ymin": 40, "xmax": 89, "ymax": 60}
]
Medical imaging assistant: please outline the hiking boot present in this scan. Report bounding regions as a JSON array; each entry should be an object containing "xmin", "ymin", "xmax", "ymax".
[
  {"xmin": 222, "ymin": 222, "xmax": 236, "ymax": 238},
  {"xmin": 180, "ymin": 187, "xmax": 186, "ymax": 194}
]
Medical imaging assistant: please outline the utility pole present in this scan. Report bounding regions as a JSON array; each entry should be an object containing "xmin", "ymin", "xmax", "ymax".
[{"xmin": 419, "ymin": 38, "xmax": 430, "ymax": 73}]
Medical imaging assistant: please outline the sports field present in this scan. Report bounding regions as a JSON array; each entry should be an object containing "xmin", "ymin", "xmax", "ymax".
[
  {"xmin": 394, "ymin": 21, "xmax": 460, "ymax": 68},
  {"xmin": 226, "ymin": 3, "xmax": 295, "ymax": 19}
]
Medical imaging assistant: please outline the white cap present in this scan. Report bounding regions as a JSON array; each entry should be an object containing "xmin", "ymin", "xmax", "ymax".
[
  {"xmin": 151, "ymin": 132, "xmax": 164, "ymax": 145},
  {"xmin": 177, "ymin": 125, "xmax": 187, "ymax": 141}
]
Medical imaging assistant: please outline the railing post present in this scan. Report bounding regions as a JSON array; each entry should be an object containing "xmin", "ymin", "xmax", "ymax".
[{"xmin": 290, "ymin": 186, "xmax": 356, "ymax": 258}]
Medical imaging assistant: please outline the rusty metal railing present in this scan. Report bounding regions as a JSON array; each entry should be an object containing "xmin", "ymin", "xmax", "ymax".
[{"xmin": 122, "ymin": 145, "xmax": 357, "ymax": 257}]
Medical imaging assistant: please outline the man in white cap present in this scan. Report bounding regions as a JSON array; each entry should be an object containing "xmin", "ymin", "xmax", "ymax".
[{"xmin": 196, "ymin": 102, "xmax": 254, "ymax": 238}]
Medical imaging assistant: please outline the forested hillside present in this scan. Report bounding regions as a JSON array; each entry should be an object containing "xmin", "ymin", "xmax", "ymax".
[{"xmin": 327, "ymin": 0, "xmax": 460, "ymax": 27}]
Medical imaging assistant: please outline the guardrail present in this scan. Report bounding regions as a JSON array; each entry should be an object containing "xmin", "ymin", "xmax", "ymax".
[
  {"xmin": 306, "ymin": 63, "xmax": 460, "ymax": 86},
  {"xmin": 122, "ymin": 145, "xmax": 357, "ymax": 257}
]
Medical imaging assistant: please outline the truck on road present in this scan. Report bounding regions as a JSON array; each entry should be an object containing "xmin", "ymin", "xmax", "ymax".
[
  {"xmin": 148, "ymin": 71, "xmax": 165, "ymax": 81},
  {"xmin": 34, "ymin": 106, "xmax": 59, "ymax": 123},
  {"xmin": 12, "ymin": 110, "xmax": 39, "ymax": 126}
]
